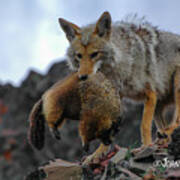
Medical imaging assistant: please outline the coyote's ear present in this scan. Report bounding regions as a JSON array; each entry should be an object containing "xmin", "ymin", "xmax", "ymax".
[
  {"xmin": 94, "ymin": 11, "xmax": 112, "ymax": 40},
  {"xmin": 59, "ymin": 18, "xmax": 81, "ymax": 42}
]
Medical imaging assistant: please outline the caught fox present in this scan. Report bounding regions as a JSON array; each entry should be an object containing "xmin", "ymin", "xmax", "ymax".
[
  {"xmin": 59, "ymin": 11, "xmax": 180, "ymax": 149},
  {"xmin": 29, "ymin": 72, "xmax": 123, "ymax": 162}
]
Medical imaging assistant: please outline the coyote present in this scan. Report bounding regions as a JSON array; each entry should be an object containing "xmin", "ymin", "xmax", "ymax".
[
  {"xmin": 59, "ymin": 11, "xmax": 180, "ymax": 149},
  {"xmin": 29, "ymin": 72, "xmax": 123, "ymax": 163}
]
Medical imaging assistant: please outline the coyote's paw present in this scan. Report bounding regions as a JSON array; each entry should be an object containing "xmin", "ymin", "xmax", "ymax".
[
  {"xmin": 174, "ymin": 115, "xmax": 180, "ymax": 125},
  {"xmin": 155, "ymin": 138, "xmax": 170, "ymax": 148},
  {"xmin": 154, "ymin": 131, "xmax": 170, "ymax": 147},
  {"xmin": 131, "ymin": 145, "xmax": 147, "ymax": 155}
]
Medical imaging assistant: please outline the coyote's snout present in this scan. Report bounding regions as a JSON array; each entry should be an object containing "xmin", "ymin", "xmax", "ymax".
[
  {"xmin": 78, "ymin": 58, "xmax": 93, "ymax": 80},
  {"xmin": 59, "ymin": 12, "xmax": 112, "ymax": 80}
]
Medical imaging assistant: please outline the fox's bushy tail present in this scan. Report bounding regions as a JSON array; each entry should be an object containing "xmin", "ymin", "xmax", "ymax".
[{"xmin": 28, "ymin": 99, "xmax": 45, "ymax": 150}]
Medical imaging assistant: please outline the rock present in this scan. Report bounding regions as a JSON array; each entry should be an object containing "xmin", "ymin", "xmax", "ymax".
[
  {"xmin": 102, "ymin": 161, "xmax": 141, "ymax": 180},
  {"xmin": 153, "ymin": 152, "xmax": 169, "ymax": 160},
  {"xmin": 133, "ymin": 145, "xmax": 158, "ymax": 162},
  {"xmin": 129, "ymin": 145, "xmax": 169, "ymax": 176},
  {"xmin": 26, "ymin": 159, "xmax": 82, "ymax": 180},
  {"xmin": 129, "ymin": 158, "xmax": 151, "ymax": 173},
  {"xmin": 143, "ymin": 170, "xmax": 156, "ymax": 180},
  {"xmin": 168, "ymin": 126, "xmax": 180, "ymax": 160},
  {"xmin": 116, "ymin": 167, "xmax": 142, "ymax": 180},
  {"xmin": 119, "ymin": 160, "xmax": 130, "ymax": 169},
  {"xmin": 110, "ymin": 147, "xmax": 128, "ymax": 164},
  {"xmin": 165, "ymin": 168, "xmax": 180, "ymax": 179},
  {"xmin": 24, "ymin": 143, "xmax": 174, "ymax": 180},
  {"xmin": 25, "ymin": 169, "xmax": 47, "ymax": 180}
]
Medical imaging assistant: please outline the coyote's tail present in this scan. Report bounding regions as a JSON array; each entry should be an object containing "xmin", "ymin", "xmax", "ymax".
[{"xmin": 28, "ymin": 99, "xmax": 45, "ymax": 150}]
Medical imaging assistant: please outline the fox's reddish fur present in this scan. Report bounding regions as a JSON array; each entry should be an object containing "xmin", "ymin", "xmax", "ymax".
[{"xmin": 28, "ymin": 72, "xmax": 122, "ymax": 153}]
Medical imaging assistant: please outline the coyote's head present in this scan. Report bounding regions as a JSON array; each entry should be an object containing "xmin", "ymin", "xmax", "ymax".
[{"xmin": 59, "ymin": 12, "xmax": 114, "ymax": 80}]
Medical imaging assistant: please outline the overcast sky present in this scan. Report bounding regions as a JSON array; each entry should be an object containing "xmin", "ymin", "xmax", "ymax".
[{"xmin": 0, "ymin": 0, "xmax": 180, "ymax": 86}]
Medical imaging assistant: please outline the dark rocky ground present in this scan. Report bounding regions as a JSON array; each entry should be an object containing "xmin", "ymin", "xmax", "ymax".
[
  {"xmin": 25, "ymin": 126, "xmax": 180, "ymax": 180},
  {"xmin": 0, "ymin": 60, "xmax": 167, "ymax": 180},
  {"xmin": 25, "ymin": 139, "xmax": 180, "ymax": 180}
]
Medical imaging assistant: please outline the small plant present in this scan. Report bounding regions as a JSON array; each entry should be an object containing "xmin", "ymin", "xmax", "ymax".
[
  {"xmin": 157, "ymin": 165, "xmax": 167, "ymax": 174},
  {"xmin": 125, "ymin": 141, "xmax": 138, "ymax": 160}
]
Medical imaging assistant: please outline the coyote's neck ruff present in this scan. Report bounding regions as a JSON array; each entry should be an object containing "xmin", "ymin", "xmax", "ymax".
[{"xmin": 59, "ymin": 12, "xmax": 180, "ymax": 146}]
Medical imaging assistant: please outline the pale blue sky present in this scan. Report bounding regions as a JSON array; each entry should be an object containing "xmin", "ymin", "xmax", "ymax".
[{"xmin": 0, "ymin": 0, "xmax": 180, "ymax": 86}]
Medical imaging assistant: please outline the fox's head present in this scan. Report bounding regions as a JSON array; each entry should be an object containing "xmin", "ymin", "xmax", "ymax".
[{"xmin": 59, "ymin": 12, "xmax": 114, "ymax": 80}]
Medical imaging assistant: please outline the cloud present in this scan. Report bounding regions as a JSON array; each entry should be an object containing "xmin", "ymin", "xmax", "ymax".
[
  {"xmin": 32, "ymin": 20, "xmax": 68, "ymax": 69},
  {"xmin": 0, "ymin": 0, "xmax": 179, "ymax": 85}
]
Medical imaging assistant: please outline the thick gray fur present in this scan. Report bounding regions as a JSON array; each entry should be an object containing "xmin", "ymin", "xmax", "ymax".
[{"xmin": 66, "ymin": 14, "xmax": 180, "ymax": 129}]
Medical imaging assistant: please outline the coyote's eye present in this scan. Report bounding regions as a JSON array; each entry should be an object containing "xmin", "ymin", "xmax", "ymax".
[
  {"xmin": 90, "ymin": 52, "xmax": 98, "ymax": 59},
  {"xmin": 76, "ymin": 53, "xmax": 82, "ymax": 59}
]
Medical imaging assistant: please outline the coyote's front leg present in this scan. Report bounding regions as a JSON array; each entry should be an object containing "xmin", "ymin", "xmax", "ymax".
[
  {"xmin": 132, "ymin": 89, "xmax": 157, "ymax": 154},
  {"xmin": 141, "ymin": 89, "xmax": 157, "ymax": 145},
  {"xmin": 172, "ymin": 67, "xmax": 180, "ymax": 127}
]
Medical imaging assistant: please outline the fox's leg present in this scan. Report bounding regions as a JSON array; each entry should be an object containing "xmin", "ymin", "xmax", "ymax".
[
  {"xmin": 80, "ymin": 112, "xmax": 112, "ymax": 165},
  {"xmin": 51, "ymin": 115, "xmax": 66, "ymax": 140},
  {"xmin": 43, "ymin": 97, "xmax": 65, "ymax": 140},
  {"xmin": 82, "ymin": 143, "xmax": 110, "ymax": 165},
  {"xmin": 46, "ymin": 110, "xmax": 65, "ymax": 140},
  {"xmin": 141, "ymin": 89, "xmax": 157, "ymax": 145}
]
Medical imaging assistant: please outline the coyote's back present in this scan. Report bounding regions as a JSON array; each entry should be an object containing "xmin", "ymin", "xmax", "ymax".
[{"xmin": 60, "ymin": 13, "xmax": 180, "ymax": 98}]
